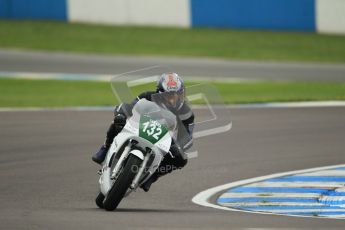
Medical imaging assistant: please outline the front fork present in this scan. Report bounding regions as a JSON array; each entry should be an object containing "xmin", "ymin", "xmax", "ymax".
[
  {"xmin": 110, "ymin": 142, "xmax": 132, "ymax": 180},
  {"xmin": 110, "ymin": 140, "xmax": 151, "ymax": 189},
  {"xmin": 130, "ymin": 151, "xmax": 151, "ymax": 189}
]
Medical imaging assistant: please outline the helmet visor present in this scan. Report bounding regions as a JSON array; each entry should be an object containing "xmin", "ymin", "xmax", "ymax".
[{"xmin": 153, "ymin": 90, "xmax": 185, "ymax": 111}]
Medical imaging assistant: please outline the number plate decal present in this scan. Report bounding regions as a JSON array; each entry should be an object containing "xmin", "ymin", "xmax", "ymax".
[{"xmin": 139, "ymin": 115, "xmax": 168, "ymax": 144}]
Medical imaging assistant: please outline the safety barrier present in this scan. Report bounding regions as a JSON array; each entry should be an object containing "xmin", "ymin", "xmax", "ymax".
[{"xmin": 0, "ymin": 0, "xmax": 344, "ymax": 34}]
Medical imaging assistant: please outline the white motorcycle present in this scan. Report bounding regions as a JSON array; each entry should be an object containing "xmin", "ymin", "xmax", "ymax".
[{"xmin": 95, "ymin": 96, "xmax": 180, "ymax": 211}]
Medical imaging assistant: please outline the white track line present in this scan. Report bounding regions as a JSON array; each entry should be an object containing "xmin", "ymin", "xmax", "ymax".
[
  {"xmin": 1, "ymin": 101, "xmax": 345, "ymax": 112},
  {"xmin": 191, "ymin": 164, "xmax": 345, "ymax": 219},
  {"xmin": 0, "ymin": 106, "xmax": 114, "ymax": 112},
  {"xmin": 326, "ymin": 214, "xmax": 345, "ymax": 218},
  {"xmin": 219, "ymin": 193, "xmax": 320, "ymax": 198},
  {"xmin": 242, "ymin": 181, "xmax": 345, "ymax": 188},
  {"xmin": 299, "ymin": 170, "xmax": 345, "ymax": 177},
  {"xmin": 241, "ymin": 209, "xmax": 345, "ymax": 214},
  {"xmin": 233, "ymin": 101, "xmax": 345, "ymax": 108},
  {"xmin": 219, "ymin": 202, "xmax": 322, "ymax": 207}
]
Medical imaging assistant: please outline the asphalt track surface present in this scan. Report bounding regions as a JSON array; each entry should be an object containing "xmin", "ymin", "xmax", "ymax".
[
  {"xmin": 1, "ymin": 107, "xmax": 345, "ymax": 229},
  {"xmin": 1, "ymin": 49, "xmax": 345, "ymax": 82}
]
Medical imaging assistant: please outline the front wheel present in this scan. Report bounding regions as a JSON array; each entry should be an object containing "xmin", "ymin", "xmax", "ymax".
[{"xmin": 103, "ymin": 154, "xmax": 142, "ymax": 211}]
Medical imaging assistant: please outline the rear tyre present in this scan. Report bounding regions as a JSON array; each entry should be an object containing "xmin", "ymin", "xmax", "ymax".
[
  {"xmin": 95, "ymin": 192, "xmax": 105, "ymax": 209},
  {"xmin": 103, "ymin": 155, "xmax": 142, "ymax": 211}
]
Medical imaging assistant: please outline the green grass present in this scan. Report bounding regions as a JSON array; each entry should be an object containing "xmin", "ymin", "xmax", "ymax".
[
  {"xmin": 1, "ymin": 78, "xmax": 345, "ymax": 108},
  {"xmin": 0, "ymin": 78, "xmax": 116, "ymax": 107},
  {"xmin": 214, "ymin": 81, "xmax": 345, "ymax": 103},
  {"xmin": 1, "ymin": 20, "xmax": 345, "ymax": 63}
]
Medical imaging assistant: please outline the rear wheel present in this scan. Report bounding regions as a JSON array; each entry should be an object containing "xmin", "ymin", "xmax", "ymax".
[{"xmin": 103, "ymin": 155, "xmax": 142, "ymax": 211}]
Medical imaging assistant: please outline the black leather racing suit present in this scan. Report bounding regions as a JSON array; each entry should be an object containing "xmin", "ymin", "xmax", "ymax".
[{"xmin": 103, "ymin": 91, "xmax": 194, "ymax": 176}]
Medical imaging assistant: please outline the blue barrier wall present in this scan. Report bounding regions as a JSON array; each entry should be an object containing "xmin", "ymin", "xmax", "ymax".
[
  {"xmin": 0, "ymin": 0, "xmax": 67, "ymax": 20},
  {"xmin": 191, "ymin": 0, "xmax": 316, "ymax": 31},
  {"xmin": 3, "ymin": 0, "xmax": 343, "ymax": 33}
]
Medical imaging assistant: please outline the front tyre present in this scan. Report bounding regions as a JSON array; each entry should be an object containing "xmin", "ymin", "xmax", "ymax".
[
  {"xmin": 95, "ymin": 192, "xmax": 105, "ymax": 209},
  {"xmin": 103, "ymin": 155, "xmax": 142, "ymax": 211}
]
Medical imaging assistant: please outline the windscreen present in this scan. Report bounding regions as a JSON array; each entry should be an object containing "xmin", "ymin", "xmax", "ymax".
[{"xmin": 130, "ymin": 98, "xmax": 177, "ymax": 133}]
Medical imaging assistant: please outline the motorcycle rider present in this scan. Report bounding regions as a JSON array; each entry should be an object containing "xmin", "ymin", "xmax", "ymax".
[{"xmin": 92, "ymin": 72, "xmax": 194, "ymax": 191}]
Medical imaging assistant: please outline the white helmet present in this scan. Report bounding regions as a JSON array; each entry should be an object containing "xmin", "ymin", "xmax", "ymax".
[{"xmin": 156, "ymin": 72, "xmax": 185, "ymax": 111}]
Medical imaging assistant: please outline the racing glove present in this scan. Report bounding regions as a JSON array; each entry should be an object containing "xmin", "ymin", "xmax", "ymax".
[{"xmin": 114, "ymin": 113, "xmax": 127, "ymax": 127}]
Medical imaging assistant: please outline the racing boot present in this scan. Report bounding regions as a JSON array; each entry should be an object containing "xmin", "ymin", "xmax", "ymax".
[
  {"xmin": 92, "ymin": 117, "xmax": 123, "ymax": 165},
  {"xmin": 140, "ymin": 146, "xmax": 188, "ymax": 192},
  {"xmin": 92, "ymin": 145, "xmax": 109, "ymax": 164},
  {"xmin": 140, "ymin": 173, "xmax": 159, "ymax": 192}
]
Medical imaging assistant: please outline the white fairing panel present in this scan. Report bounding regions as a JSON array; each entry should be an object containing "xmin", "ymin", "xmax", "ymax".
[
  {"xmin": 155, "ymin": 132, "xmax": 172, "ymax": 153},
  {"xmin": 99, "ymin": 98, "xmax": 176, "ymax": 194}
]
